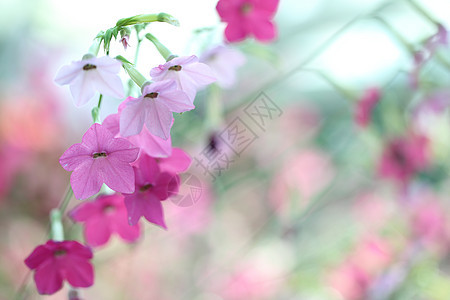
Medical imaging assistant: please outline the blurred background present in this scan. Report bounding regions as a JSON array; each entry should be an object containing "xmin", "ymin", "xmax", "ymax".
[{"xmin": 2, "ymin": 0, "xmax": 450, "ymax": 299}]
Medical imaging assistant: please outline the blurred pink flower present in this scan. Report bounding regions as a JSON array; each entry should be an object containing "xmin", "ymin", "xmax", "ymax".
[
  {"xmin": 269, "ymin": 149, "xmax": 334, "ymax": 218},
  {"xmin": 54, "ymin": 56, "xmax": 124, "ymax": 107},
  {"xmin": 200, "ymin": 45, "xmax": 246, "ymax": 88},
  {"xmin": 124, "ymin": 154, "xmax": 180, "ymax": 228},
  {"xmin": 24, "ymin": 240, "xmax": 94, "ymax": 295},
  {"xmin": 411, "ymin": 199, "xmax": 447, "ymax": 245},
  {"xmin": 354, "ymin": 87, "xmax": 381, "ymax": 127},
  {"xmin": 120, "ymin": 80, "xmax": 193, "ymax": 139},
  {"xmin": 150, "ymin": 55, "xmax": 216, "ymax": 103},
  {"xmin": 70, "ymin": 193, "xmax": 141, "ymax": 247},
  {"xmin": 328, "ymin": 263, "xmax": 371, "ymax": 300},
  {"xmin": 103, "ymin": 98, "xmax": 173, "ymax": 158},
  {"xmin": 216, "ymin": 0, "xmax": 279, "ymax": 43},
  {"xmin": 59, "ymin": 123, "xmax": 139, "ymax": 199},
  {"xmin": 378, "ymin": 134, "xmax": 429, "ymax": 186}
]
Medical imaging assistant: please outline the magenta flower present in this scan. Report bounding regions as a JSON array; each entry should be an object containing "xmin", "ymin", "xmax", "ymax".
[
  {"xmin": 120, "ymin": 80, "xmax": 193, "ymax": 140},
  {"xmin": 60, "ymin": 123, "xmax": 139, "ymax": 200},
  {"xmin": 150, "ymin": 55, "xmax": 216, "ymax": 103},
  {"xmin": 55, "ymin": 56, "xmax": 124, "ymax": 107},
  {"xmin": 124, "ymin": 154, "xmax": 180, "ymax": 228},
  {"xmin": 70, "ymin": 193, "xmax": 141, "ymax": 247},
  {"xmin": 200, "ymin": 45, "xmax": 246, "ymax": 88},
  {"xmin": 355, "ymin": 87, "xmax": 381, "ymax": 127},
  {"xmin": 24, "ymin": 240, "xmax": 93, "ymax": 295},
  {"xmin": 103, "ymin": 107, "xmax": 173, "ymax": 158},
  {"xmin": 216, "ymin": 0, "xmax": 279, "ymax": 43},
  {"xmin": 378, "ymin": 134, "xmax": 429, "ymax": 186}
]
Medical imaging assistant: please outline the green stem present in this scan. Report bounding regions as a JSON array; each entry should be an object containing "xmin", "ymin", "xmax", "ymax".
[
  {"xmin": 50, "ymin": 209, "xmax": 64, "ymax": 241},
  {"xmin": 145, "ymin": 33, "xmax": 175, "ymax": 61},
  {"xmin": 91, "ymin": 94, "xmax": 103, "ymax": 123},
  {"xmin": 406, "ymin": 0, "xmax": 439, "ymax": 25}
]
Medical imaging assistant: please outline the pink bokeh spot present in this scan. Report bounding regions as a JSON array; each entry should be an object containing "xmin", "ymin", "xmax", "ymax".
[
  {"xmin": 70, "ymin": 193, "xmax": 141, "ymax": 247},
  {"xmin": 355, "ymin": 87, "xmax": 381, "ymax": 127},
  {"xmin": 59, "ymin": 123, "xmax": 139, "ymax": 200},
  {"xmin": 378, "ymin": 134, "xmax": 429, "ymax": 186},
  {"xmin": 216, "ymin": 0, "xmax": 279, "ymax": 43},
  {"xmin": 24, "ymin": 240, "xmax": 94, "ymax": 295}
]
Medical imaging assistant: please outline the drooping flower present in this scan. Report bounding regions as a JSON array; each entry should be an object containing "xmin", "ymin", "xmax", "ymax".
[
  {"xmin": 70, "ymin": 193, "xmax": 141, "ymax": 247},
  {"xmin": 150, "ymin": 55, "xmax": 216, "ymax": 103},
  {"xmin": 124, "ymin": 154, "xmax": 180, "ymax": 228},
  {"xmin": 200, "ymin": 45, "xmax": 246, "ymax": 88},
  {"xmin": 378, "ymin": 134, "xmax": 429, "ymax": 186},
  {"xmin": 355, "ymin": 87, "xmax": 381, "ymax": 127},
  {"xmin": 216, "ymin": 0, "xmax": 280, "ymax": 43},
  {"xmin": 54, "ymin": 56, "xmax": 124, "ymax": 107},
  {"xmin": 120, "ymin": 35, "xmax": 130, "ymax": 50},
  {"xmin": 59, "ymin": 123, "xmax": 139, "ymax": 200},
  {"xmin": 24, "ymin": 240, "xmax": 94, "ymax": 295},
  {"xmin": 120, "ymin": 80, "xmax": 193, "ymax": 140},
  {"xmin": 103, "ymin": 106, "xmax": 173, "ymax": 158}
]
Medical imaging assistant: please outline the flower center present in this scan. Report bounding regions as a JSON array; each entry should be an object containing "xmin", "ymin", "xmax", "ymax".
[
  {"xmin": 144, "ymin": 92, "xmax": 159, "ymax": 99},
  {"xmin": 140, "ymin": 183, "xmax": 153, "ymax": 192},
  {"xmin": 240, "ymin": 2, "xmax": 253, "ymax": 15},
  {"xmin": 169, "ymin": 65, "xmax": 182, "ymax": 71},
  {"xmin": 93, "ymin": 152, "xmax": 107, "ymax": 158},
  {"xmin": 83, "ymin": 64, "xmax": 97, "ymax": 71},
  {"xmin": 103, "ymin": 204, "xmax": 115, "ymax": 214},
  {"xmin": 54, "ymin": 249, "xmax": 67, "ymax": 257}
]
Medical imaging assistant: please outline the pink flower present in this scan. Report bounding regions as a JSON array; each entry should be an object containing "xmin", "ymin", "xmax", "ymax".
[
  {"xmin": 378, "ymin": 134, "xmax": 429, "ymax": 186},
  {"xmin": 150, "ymin": 55, "xmax": 216, "ymax": 103},
  {"xmin": 59, "ymin": 123, "xmax": 139, "ymax": 200},
  {"xmin": 200, "ymin": 45, "xmax": 246, "ymax": 88},
  {"xmin": 158, "ymin": 147, "xmax": 192, "ymax": 175},
  {"xmin": 355, "ymin": 87, "xmax": 381, "ymax": 127},
  {"xmin": 55, "ymin": 56, "xmax": 124, "ymax": 107},
  {"xmin": 24, "ymin": 240, "xmax": 94, "ymax": 295},
  {"xmin": 124, "ymin": 154, "xmax": 180, "ymax": 228},
  {"xmin": 70, "ymin": 193, "xmax": 141, "ymax": 247},
  {"xmin": 120, "ymin": 35, "xmax": 130, "ymax": 50},
  {"xmin": 120, "ymin": 80, "xmax": 193, "ymax": 140},
  {"xmin": 216, "ymin": 0, "xmax": 279, "ymax": 43},
  {"xmin": 104, "ymin": 110, "xmax": 173, "ymax": 159}
]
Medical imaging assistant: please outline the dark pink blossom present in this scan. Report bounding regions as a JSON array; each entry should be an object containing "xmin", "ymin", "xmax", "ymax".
[
  {"xmin": 70, "ymin": 193, "xmax": 141, "ymax": 247},
  {"xmin": 124, "ymin": 154, "xmax": 180, "ymax": 228},
  {"xmin": 119, "ymin": 80, "xmax": 193, "ymax": 139},
  {"xmin": 216, "ymin": 0, "xmax": 279, "ymax": 43},
  {"xmin": 150, "ymin": 55, "xmax": 216, "ymax": 103},
  {"xmin": 355, "ymin": 87, "xmax": 381, "ymax": 127},
  {"xmin": 378, "ymin": 134, "xmax": 429, "ymax": 186},
  {"xmin": 59, "ymin": 123, "xmax": 139, "ymax": 200},
  {"xmin": 24, "ymin": 240, "xmax": 93, "ymax": 295}
]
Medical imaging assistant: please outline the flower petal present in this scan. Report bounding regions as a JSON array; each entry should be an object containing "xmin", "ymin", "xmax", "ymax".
[
  {"xmin": 84, "ymin": 216, "xmax": 112, "ymax": 247},
  {"xmin": 69, "ymin": 73, "xmax": 96, "ymax": 107},
  {"xmin": 124, "ymin": 192, "xmax": 167, "ymax": 229},
  {"xmin": 24, "ymin": 245, "xmax": 52, "ymax": 270},
  {"xmin": 144, "ymin": 101, "xmax": 173, "ymax": 140},
  {"xmin": 120, "ymin": 98, "xmax": 147, "ymax": 137},
  {"xmin": 64, "ymin": 257, "xmax": 94, "ymax": 288},
  {"xmin": 34, "ymin": 260, "xmax": 64, "ymax": 295}
]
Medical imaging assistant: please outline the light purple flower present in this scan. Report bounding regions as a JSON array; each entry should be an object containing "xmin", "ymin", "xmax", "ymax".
[
  {"xmin": 150, "ymin": 55, "xmax": 216, "ymax": 103},
  {"xmin": 54, "ymin": 56, "xmax": 124, "ymax": 107},
  {"xmin": 103, "ymin": 101, "xmax": 173, "ymax": 158},
  {"xmin": 124, "ymin": 154, "xmax": 180, "ymax": 228},
  {"xmin": 60, "ymin": 123, "xmax": 139, "ymax": 200},
  {"xmin": 119, "ymin": 80, "xmax": 193, "ymax": 140},
  {"xmin": 200, "ymin": 45, "xmax": 246, "ymax": 88}
]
